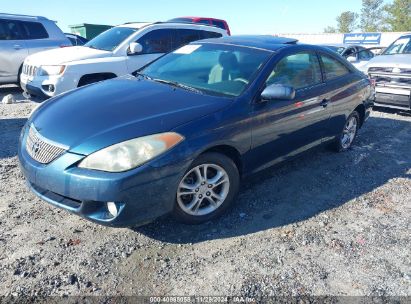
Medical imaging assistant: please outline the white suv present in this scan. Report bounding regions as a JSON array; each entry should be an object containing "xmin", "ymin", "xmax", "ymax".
[
  {"xmin": 20, "ymin": 22, "xmax": 227, "ymax": 99},
  {"xmin": 0, "ymin": 13, "xmax": 70, "ymax": 85}
]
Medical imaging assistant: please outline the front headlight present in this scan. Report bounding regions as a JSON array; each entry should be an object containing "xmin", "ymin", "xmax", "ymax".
[
  {"xmin": 78, "ymin": 132, "xmax": 184, "ymax": 172},
  {"xmin": 38, "ymin": 65, "xmax": 66, "ymax": 76}
]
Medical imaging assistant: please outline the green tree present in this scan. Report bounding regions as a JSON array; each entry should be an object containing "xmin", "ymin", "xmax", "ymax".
[
  {"xmin": 360, "ymin": 0, "xmax": 386, "ymax": 31},
  {"xmin": 384, "ymin": 0, "xmax": 411, "ymax": 31},
  {"xmin": 324, "ymin": 26, "xmax": 337, "ymax": 33},
  {"xmin": 336, "ymin": 11, "xmax": 359, "ymax": 32}
]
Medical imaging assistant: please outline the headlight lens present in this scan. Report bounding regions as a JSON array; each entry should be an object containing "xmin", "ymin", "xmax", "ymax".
[
  {"xmin": 78, "ymin": 132, "xmax": 184, "ymax": 172},
  {"xmin": 38, "ymin": 65, "xmax": 66, "ymax": 76}
]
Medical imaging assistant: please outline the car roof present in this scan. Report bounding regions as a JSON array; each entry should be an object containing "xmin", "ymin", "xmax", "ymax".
[
  {"xmin": 196, "ymin": 35, "xmax": 299, "ymax": 51},
  {"xmin": 117, "ymin": 22, "xmax": 226, "ymax": 33},
  {"xmin": 0, "ymin": 13, "xmax": 49, "ymax": 22},
  {"xmin": 175, "ymin": 16, "xmax": 227, "ymax": 22}
]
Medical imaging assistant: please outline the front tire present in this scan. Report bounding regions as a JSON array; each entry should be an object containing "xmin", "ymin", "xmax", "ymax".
[
  {"xmin": 333, "ymin": 111, "xmax": 360, "ymax": 152},
  {"xmin": 173, "ymin": 152, "xmax": 240, "ymax": 225}
]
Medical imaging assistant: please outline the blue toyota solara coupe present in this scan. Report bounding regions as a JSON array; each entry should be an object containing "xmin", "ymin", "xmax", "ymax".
[{"xmin": 18, "ymin": 36, "xmax": 373, "ymax": 227}]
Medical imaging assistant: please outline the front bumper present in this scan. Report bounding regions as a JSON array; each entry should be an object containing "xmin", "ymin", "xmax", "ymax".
[
  {"xmin": 18, "ymin": 126, "xmax": 188, "ymax": 227},
  {"xmin": 20, "ymin": 72, "xmax": 76, "ymax": 100},
  {"xmin": 373, "ymin": 85, "xmax": 411, "ymax": 110}
]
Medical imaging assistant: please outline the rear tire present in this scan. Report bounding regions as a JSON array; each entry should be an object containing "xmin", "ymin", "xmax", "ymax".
[
  {"xmin": 333, "ymin": 111, "xmax": 360, "ymax": 152},
  {"xmin": 172, "ymin": 152, "xmax": 240, "ymax": 225}
]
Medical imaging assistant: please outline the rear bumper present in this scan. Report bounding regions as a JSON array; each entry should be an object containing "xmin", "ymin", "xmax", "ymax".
[{"xmin": 18, "ymin": 125, "xmax": 189, "ymax": 227}]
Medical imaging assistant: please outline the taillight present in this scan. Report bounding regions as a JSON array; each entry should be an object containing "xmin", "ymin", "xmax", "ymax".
[{"xmin": 369, "ymin": 77, "xmax": 376, "ymax": 87}]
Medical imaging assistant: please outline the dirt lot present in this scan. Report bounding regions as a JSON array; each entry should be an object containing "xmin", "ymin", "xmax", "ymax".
[{"xmin": 0, "ymin": 85, "xmax": 410, "ymax": 298}]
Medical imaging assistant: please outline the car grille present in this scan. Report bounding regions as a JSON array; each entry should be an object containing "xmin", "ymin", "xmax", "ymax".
[
  {"xmin": 25, "ymin": 125, "xmax": 67, "ymax": 164},
  {"xmin": 22, "ymin": 64, "xmax": 38, "ymax": 77},
  {"xmin": 369, "ymin": 66, "xmax": 411, "ymax": 88}
]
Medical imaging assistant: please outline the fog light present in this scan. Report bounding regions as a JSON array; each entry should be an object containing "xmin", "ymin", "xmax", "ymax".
[{"xmin": 107, "ymin": 202, "xmax": 118, "ymax": 217}]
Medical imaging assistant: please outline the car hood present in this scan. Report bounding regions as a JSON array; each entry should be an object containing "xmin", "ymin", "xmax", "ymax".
[
  {"xmin": 30, "ymin": 76, "xmax": 231, "ymax": 155},
  {"xmin": 365, "ymin": 54, "xmax": 411, "ymax": 69},
  {"xmin": 25, "ymin": 46, "xmax": 112, "ymax": 65}
]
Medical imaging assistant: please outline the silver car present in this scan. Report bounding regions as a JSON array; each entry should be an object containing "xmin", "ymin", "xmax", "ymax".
[{"xmin": 0, "ymin": 13, "xmax": 70, "ymax": 85}]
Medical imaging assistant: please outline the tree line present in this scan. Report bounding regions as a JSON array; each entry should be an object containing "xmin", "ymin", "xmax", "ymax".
[{"xmin": 324, "ymin": 0, "xmax": 410, "ymax": 33}]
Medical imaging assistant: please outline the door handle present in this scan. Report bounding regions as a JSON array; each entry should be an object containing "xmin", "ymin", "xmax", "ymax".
[
  {"xmin": 13, "ymin": 45, "xmax": 22, "ymax": 50},
  {"xmin": 320, "ymin": 98, "xmax": 329, "ymax": 108}
]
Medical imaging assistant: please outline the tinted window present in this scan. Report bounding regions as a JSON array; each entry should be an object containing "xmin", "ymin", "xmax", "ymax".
[
  {"xmin": 168, "ymin": 18, "xmax": 193, "ymax": 23},
  {"xmin": 211, "ymin": 20, "xmax": 226, "ymax": 30},
  {"xmin": 198, "ymin": 19, "xmax": 211, "ymax": 25},
  {"xmin": 21, "ymin": 21, "xmax": 48, "ymax": 39},
  {"xmin": 0, "ymin": 19, "xmax": 24, "ymax": 40},
  {"xmin": 200, "ymin": 31, "xmax": 223, "ymax": 39},
  {"xmin": 137, "ymin": 29, "xmax": 174, "ymax": 54},
  {"xmin": 85, "ymin": 27, "xmax": 136, "ymax": 51},
  {"xmin": 175, "ymin": 29, "xmax": 201, "ymax": 49},
  {"xmin": 358, "ymin": 49, "xmax": 374, "ymax": 60},
  {"xmin": 266, "ymin": 52, "xmax": 322, "ymax": 90},
  {"xmin": 320, "ymin": 54, "xmax": 350, "ymax": 80}
]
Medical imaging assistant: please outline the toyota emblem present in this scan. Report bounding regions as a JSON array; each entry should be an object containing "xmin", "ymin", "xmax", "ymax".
[{"xmin": 32, "ymin": 142, "xmax": 40, "ymax": 154}]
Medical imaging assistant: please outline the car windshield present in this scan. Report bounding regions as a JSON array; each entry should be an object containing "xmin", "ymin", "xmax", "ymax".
[
  {"xmin": 85, "ymin": 27, "xmax": 137, "ymax": 51},
  {"xmin": 140, "ymin": 43, "xmax": 271, "ymax": 97},
  {"xmin": 383, "ymin": 36, "xmax": 411, "ymax": 55}
]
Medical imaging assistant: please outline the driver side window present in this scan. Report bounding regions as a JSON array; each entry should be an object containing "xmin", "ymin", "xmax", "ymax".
[
  {"xmin": 136, "ymin": 29, "xmax": 173, "ymax": 54},
  {"xmin": 265, "ymin": 52, "xmax": 322, "ymax": 90}
]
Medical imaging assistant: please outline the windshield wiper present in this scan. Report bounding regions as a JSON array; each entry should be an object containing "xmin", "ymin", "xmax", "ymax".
[
  {"xmin": 152, "ymin": 78, "xmax": 203, "ymax": 94},
  {"xmin": 133, "ymin": 71, "xmax": 153, "ymax": 80}
]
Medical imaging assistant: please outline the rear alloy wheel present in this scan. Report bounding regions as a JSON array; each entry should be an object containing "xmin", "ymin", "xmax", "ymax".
[
  {"xmin": 173, "ymin": 152, "xmax": 239, "ymax": 224},
  {"xmin": 335, "ymin": 111, "xmax": 360, "ymax": 152}
]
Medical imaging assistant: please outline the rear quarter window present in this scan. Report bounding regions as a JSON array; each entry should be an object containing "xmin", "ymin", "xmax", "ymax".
[
  {"xmin": 320, "ymin": 54, "xmax": 350, "ymax": 80},
  {"xmin": 21, "ymin": 21, "xmax": 49, "ymax": 39}
]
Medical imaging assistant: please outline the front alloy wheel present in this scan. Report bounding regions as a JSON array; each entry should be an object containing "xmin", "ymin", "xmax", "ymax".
[{"xmin": 173, "ymin": 152, "xmax": 239, "ymax": 224}]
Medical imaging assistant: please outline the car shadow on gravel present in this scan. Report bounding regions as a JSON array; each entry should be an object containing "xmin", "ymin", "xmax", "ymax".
[
  {"xmin": 0, "ymin": 86, "xmax": 22, "ymax": 95},
  {"xmin": 0, "ymin": 118, "xmax": 27, "ymax": 158},
  {"xmin": 135, "ymin": 115, "xmax": 411, "ymax": 244}
]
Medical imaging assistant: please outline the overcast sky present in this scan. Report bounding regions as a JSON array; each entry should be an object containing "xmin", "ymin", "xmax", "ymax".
[{"xmin": 3, "ymin": 0, "xmax": 371, "ymax": 34}]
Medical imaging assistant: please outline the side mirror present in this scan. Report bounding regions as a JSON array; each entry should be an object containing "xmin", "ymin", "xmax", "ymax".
[
  {"xmin": 128, "ymin": 42, "xmax": 143, "ymax": 55},
  {"xmin": 347, "ymin": 56, "xmax": 357, "ymax": 63},
  {"xmin": 261, "ymin": 84, "xmax": 295, "ymax": 101}
]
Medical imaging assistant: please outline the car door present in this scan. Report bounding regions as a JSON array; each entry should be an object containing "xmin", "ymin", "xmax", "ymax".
[
  {"xmin": 126, "ymin": 28, "xmax": 175, "ymax": 73},
  {"xmin": 318, "ymin": 52, "xmax": 362, "ymax": 140},
  {"xmin": 0, "ymin": 18, "xmax": 28, "ymax": 83},
  {"xmin": 247, "ymin": 50, "xmax": 331, "ymax": 172}
]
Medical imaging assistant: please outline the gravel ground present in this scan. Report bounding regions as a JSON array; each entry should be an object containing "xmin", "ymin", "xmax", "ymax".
[{"xmin": 0, "ymin": 85, "xmax": 410, "ymax": 298}]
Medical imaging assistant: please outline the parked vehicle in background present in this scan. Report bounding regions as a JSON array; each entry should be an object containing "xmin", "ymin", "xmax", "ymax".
[
  {"xmin": 168, "ymin": 17, "xmax": 231, "ymax": 35},
  {"xmin": 0, "ymin": 13, "xmax": 70, "ymax": 85},
  {"xmin": 18, "ymin": 36, "xmax": 372, "ymax": 227},
  {"xmin": 322, "ymin": 44, "xmax": 375, "ymax": 70},
  {"xmin": 20, "ymin": 22, "xmax": 227, "ymax": 99},
  {"xmin": 364, "ymin": 34, "xmax": 411, "ymax": 111},
  {"xmin": 65, "ymin": 33, "xmax": 88, "ymax": 46}
]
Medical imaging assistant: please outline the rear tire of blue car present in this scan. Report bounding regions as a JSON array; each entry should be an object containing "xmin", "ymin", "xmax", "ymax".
[
  {"xmin": 333, "ymin": 111, "xmax": 360, "ymax": 152},
  {"xmin": 173, "ymin": 152, "xmax": 240, "ymax": 225}
]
